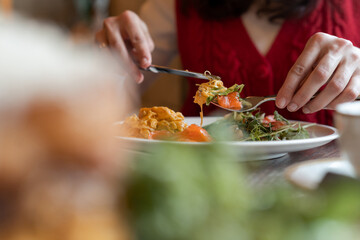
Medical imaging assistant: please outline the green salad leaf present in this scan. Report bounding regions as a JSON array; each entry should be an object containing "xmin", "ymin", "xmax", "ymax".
[{"xmin": 203, "ymin": 110, "xmax": 311, "ymax": 141}]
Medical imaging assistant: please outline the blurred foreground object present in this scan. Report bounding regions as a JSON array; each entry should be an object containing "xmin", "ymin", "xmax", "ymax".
[
  {"xmin": 126, "ymin": 144, "xmax": 250, "ymax": 240},
  {"xmin": 126, "ymin": 144, "xmax": 360, "ymax": 240},
  {"xmin": 0, "ymin": 0, "xmax": 12, "ymax": 14},
  {"xmin": 335, "ymin": 101, "xmax": 360, "ymax": 177},
  {"xmin": 0, "ymin": 16, "xmax": 132, "ymax": 240}
]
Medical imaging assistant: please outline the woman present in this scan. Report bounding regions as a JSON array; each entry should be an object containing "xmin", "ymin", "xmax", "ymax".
[{"xmin": 96, "ymin": 0, "xmax": 360, "ymax": 125}]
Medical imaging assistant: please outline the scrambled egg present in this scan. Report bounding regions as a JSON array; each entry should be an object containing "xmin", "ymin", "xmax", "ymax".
[{"xmin": 121, "ymin": 106, "xmax": 188, "ymax": 139}]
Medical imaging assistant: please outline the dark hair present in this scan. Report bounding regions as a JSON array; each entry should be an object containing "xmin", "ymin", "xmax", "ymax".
[{"xmin": 180, "ymin": 0, "xmax": 319, "ymax": 22}]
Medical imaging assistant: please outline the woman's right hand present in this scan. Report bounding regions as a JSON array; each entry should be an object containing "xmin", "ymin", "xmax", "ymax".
[{"xmin": 96, "ymin": 11, "xmax": 155, "ymax": 83}]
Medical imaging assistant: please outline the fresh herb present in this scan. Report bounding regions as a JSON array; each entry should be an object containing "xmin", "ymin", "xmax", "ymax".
[
  {"xmin": 204, "ymin": 110, "xmax": 311, "ymax": 141},
  {"xmin": 126, "ymin": 143, "xmax": 360, "ymax": 240},
  {"xmin": 274, "ymin": 110, "xmax": 290, "ymax": 124}
]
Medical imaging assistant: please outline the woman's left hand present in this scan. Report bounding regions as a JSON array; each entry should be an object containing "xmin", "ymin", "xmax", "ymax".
[{"xmin": 276, "ymin": 32, "xmax": 360, "ymax": 113}]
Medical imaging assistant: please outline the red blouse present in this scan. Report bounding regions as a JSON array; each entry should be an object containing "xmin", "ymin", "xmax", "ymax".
[{"xmin": 175, "ymin": 0, "xmax": 360, "ymax": 125}]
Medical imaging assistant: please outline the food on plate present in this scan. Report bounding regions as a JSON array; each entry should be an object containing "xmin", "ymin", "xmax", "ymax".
[
  {"xmin": 121, "ymin": 106, "xmax": 211, "ymax": 142},
  {"xmin": 121, "ymin": 106, "xmax": 187, "ymax": 138},
  {"xmin": 120, "ymin": 106, "xmax": 311, "ymax": 142},
  {"xmin": 192, "ymin": 74, "xmax": 310, "ymax": 141},
  {"xmin": 193, "ymin": 72, "xmax": 248, "ymax": 125},
  {"xmin": 176, "ymin": 124, "xmax": 212, "ymax": 142},
  {"xmin": 203, "ymin": 110, "xmax": 312, "ymax": 141},
  {"xmin": 217, "ymin": 92, "xmax": 243, "ymax": 110}
]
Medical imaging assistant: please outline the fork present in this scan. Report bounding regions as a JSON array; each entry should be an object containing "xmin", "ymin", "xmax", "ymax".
[
  {"xmin": 211, "ymin": 95, "xmax": 276, "ymax": 112},
  {"xmin": 211, "ymin": 95, "xmax": 360, "ymax": 113}
]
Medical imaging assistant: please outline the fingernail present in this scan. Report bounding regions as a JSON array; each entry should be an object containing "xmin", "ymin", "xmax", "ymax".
[
  {"xmin": 277, "ymin": 97, "xmax": 286, "ymax": 108},
  {"xmin": 142, "ymin": 57, "xmax": 149, "ymax": 66},
  {"xmin": 303, "ymin": 107, "xmax": 310, "ymax": 114},
  {"xmin": 287, "ymin": 103, "xmax": 298, "ymax": 112}
]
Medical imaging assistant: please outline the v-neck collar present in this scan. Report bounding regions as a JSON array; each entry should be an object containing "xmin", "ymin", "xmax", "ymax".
[{"xmin": 238, "ymin": 18, "xmax": 287, "ymax": 60}]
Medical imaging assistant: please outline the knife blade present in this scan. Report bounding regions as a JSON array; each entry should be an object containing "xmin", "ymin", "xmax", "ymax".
[{"xmin": 142, "ymin": 65, "xmax": 220, "ymax": 80}]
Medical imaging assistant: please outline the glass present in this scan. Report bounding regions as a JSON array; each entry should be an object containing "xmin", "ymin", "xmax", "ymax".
[{"xmin": 335, "ymin": 101, "xmax": 360, "ymax": 177}]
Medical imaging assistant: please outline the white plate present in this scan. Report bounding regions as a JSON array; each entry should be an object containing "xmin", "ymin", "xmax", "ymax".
[
  {"xmin": 116, "ymin": 117, "xmax": 339, "ymax": 161},
  {"xmin": 285, "ymin": 158, "xmax": 356, "ymax": 190}
]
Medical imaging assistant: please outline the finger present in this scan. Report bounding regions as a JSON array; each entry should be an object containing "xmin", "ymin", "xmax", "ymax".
[
  {"xmin": 276, "ymin": 33, "xmax": 325, "ymax": 109},
  {"xmin": 95, "ymin": 30, "xmax": 109, "ymax": 50},
  {"xmin": 103, "ymin": 18, "xmax": 144, "ymax": 83},
  {"xmin": 121, "ymin": 11, "xmax": 152, "ymax": 68},
  {"xmin": 326, "ymin": 70, "xmax": 360, "ymax": 109},
  {"xmin": 287, "ymin": 50, "xmax": 343, "ymax": 112},
  {"xmin": 130, "ymin": 22, "xmax": 154, "ymax": 67},
  {"xmin": 103, "ymin": 17, "xmax": 130, "ymax": 57},
  {"xmin": 140, "ymin": 21, "xmax": 155, "ymax": 52},
  {"xmin": 301, "ymin": 59, "xmax": 355, "ymax": 113}
]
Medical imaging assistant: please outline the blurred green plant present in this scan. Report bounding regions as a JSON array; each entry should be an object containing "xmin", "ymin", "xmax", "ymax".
[{"xmin": 124, "ymin": 144, "xmax": 360, "ymax": 240}]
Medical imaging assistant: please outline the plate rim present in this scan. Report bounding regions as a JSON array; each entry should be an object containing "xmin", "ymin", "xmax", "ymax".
[{"xmin": 115, "ymin": 116, "xmax": 339, "ymax": 146}]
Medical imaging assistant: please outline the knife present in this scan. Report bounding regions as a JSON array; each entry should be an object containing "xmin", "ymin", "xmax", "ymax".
[{"xmin": 141, "ymin": 64, "xmax": 220, "ymax": 80}]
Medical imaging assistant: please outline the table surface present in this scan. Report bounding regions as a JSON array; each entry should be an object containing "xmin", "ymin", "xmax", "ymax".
[{"xmin": 245, "ymin": 140, "xmax": 341, "ymax": 188}]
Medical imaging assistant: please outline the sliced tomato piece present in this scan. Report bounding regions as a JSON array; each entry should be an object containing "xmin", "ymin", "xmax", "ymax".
[
  {"xmin": 228, "ymin": 92, "xmax": 243, "ymax": 109},
  {"xmin": 262, "ymin": 120, "xmax": 286, "ymax": 130},
  {"xmin": 217, "ymin": 92, "xmax": 242, "ymax": 110},
  {"xmin": 269, "ymin": 121, "xmax": 286, "ymax": 130},
  {"xmin": 261, "ymin": 115, "xmax": 275, "ymax": 124},
  {"xmin": 261, "ymin": 115, "xmax": 287, "ymax": 130},
  {"xmin": 176, "ymin": 124, "xmax": 211, "ymax": 142},
  {"xmin": 217, "ymin": 95, "xmax": 230, "ymax": 108}
]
